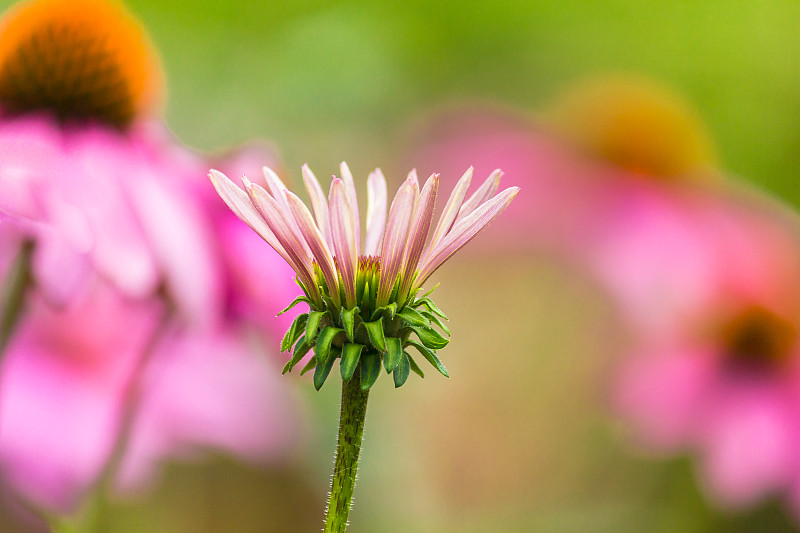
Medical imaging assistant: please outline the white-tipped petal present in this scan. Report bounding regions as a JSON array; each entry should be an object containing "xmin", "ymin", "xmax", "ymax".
[
  {"xmin": 364, "ymin": 169, "xmax": 388, "ymax": 256},
  {"xmin": 415, "ymin": 186, "xmax": 519, "ymax": 289},
  {"xmin": 377, "ymin": 176, "xmax": 417, "ymax": 306},
  {"xmin": 302, "ymin": 164, "xmax": 333, "ymax": 248},
  {"xmin": 339, "ymin": 162, "xmax": 361, "ymax": 256},
  {"xmin": 427, "ymin": 167, "xmax": 473, "ymax": 253},
  {"xmin": 208, "ymin": 170, "xmax": 289, "ymax": 261},
  {"xmin": 399, "ymin": 173, "xmax": 439, "ymax": 300},
  {"xmin": 262, "ymin": 166, "xmax": 312, "ymax": 258},
  {"xmin": 456, "ymin": 169, "xmax": 502, "ymax": 222},
  {"xmin": 329, "ymin": 179, "xmax": 358, "ymax": 308},
  {"xmin": 244, "ymin": 178, "xmax": 321, "ymax": 303},
  {"xmin": 285, "ymin": 191, "xmax": 341, "ymax": 307}
]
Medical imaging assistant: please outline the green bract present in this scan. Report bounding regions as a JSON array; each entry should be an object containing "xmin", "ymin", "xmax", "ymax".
[{"xmin": 282, "ymin": 268, "xmax": 449, "ymax": 391}]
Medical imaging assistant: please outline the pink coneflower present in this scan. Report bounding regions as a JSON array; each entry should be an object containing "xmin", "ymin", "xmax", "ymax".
[
  {"xmin": 210, "ymin": 163, "xmax": 518, "ymax": 390},
  {"xmin": 613, "ymin": 195, "xmax": 800, "ymax": 516},
  {"xmin": 0, "ymin": 0, "xmax": 303, "ymax": 519},
  {"xmin": 210, "ymin": 163, "xmax": 518, "ymax": 532}
]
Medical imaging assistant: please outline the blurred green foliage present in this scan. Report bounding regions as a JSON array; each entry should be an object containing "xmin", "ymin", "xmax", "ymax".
[{"xmin": 125, "ymin": 0, "xmax": 800, "ymax": 204}]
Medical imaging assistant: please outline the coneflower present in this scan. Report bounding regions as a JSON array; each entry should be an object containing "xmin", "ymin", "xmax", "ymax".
[{"xmin": 210, "ymin": 163, "xmax": 518, "ymax": 532}]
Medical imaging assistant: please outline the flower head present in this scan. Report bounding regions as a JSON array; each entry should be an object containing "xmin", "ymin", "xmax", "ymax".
[
  {"xmin": 0, "ymin": 0, "xmax": 162, "ymax": 129},
  {"xmin": 210, "ymin": 163, "xmax": 519, "ymax": 390}
]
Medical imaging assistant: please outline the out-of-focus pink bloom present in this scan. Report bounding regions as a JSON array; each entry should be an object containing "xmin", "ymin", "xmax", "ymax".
[
  {"xmin": 0, "ymin": 117, "xmax": 303, "ymax": 511},
  {"xmin": 115, "ymin": 326, "xmax": 302, "ymax": 493},
  {"xmin": 614, "ymin": 196, "xmax": 800, "ymax": 511},
  {"xmin": 400, "ymin": 104, "xmax": 590, "ymax": 254},
  {"xmin": 0, "ymin": 0, "xmax": 303, "ymax": 515},
  {"xmin": 0, "ymin": 277, "xmax": 163, "ymax": 512}
]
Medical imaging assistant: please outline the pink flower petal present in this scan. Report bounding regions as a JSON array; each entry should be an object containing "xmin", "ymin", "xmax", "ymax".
[
  {"xmin": 426, "ymin": 167, "xmax": 472, "ymax": 255},
  {"xmin": 377, "ymin": 176, "xmax": 417, "ymax": 306},
  {"xmin": 415, "ymin": 186, "xmax": 519, "ymax": 289},
  {"xmin": 399, "ymin": 173, "xmax": 439, "ymax": 301},
  {"xmin": 285, "ymin": 191, "xmax": 340, "ymax": 306},
  {"xmin": 302, "ymin": 164, "xmax": 333, "ymax": 248},
  {"xmin": 329, "ymin": 179, "xmax": 358, "ymax": 308},
  {"xmin": 364, "ymin": 169, "xmax": 387, "ymax": 256},
  {"xmin": 243, "ymin": 178, "xmax": 321, "ymax": 305},
  {"xmin": 455, "ymin": 169, "xmax": 502, "ymax": 222},
  {"xmin": 339, "ymin": 162, "xmax": 361, "ymax": 256}
]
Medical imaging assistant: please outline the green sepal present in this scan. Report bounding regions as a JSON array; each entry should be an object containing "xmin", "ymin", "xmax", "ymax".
[
  {"xmin": 315, "ymin": 326, "xmax": 343, "ymax": 363},
  {"xmin": 278, "ymin": 296, "xmax": 314, "ymax": 316},
  {"xmin": 406, "ymin": 351, "xmax": 425, "ymax": 378},
  {"xmin": 371, "ymin": 302, "xmax": 397, "ymax": 321},
  {"xmin": 282, "ymin": 335, "xmax": 312, "ymax": 374},
  {"xmin": 281, "ymin": 313, "xmax": 308, "ymax": 352},
  {"xmin": 363, "ymin": 318, "xmax": 387, "ymax": 352},
  {"xmin": 412, "ymin": 297, "xmax": 448, "ymax": 319},
  {"xmin": 300, "ymin": 355, "xmax": 317, "ymax": 376},
  {"xmin": 397, "ymin": 307, "xmax": 428, "ymax": 328},
  {"xmin": 384, "ymin": 337, "xmax": 403, "ymax": 373},
  {"xmin": 340, "ymin": 343, "xmax": 364, "ymax": 381},
  {"xmin": 340, "ymin": 306, "xmax": 359, "ymax": 342},
  {"xmin": 418, "ymin": 283, "xmax": 439, "ymax": 300},
  {"xmin": 314, "ymin": 348, "xmax": 339, "ymax": 391},
  {"xmin": 407, "ymin": 340, "xmax": 449, "ymax": 377},
  {"xmin": 409, "ymin": 324, "xmax": 449, "ymax": 350},
  {"xmin": 420, "ymin": 310, "xmax": 450, "ymax": 335},
  {"xmin": 393, "ymin": 351, "xmax": 411, "ymax": 388},
  {"xmin": 361, "ymin": 280, "xmax": 372, "ymax": 311},
  {"xmin": 305, "ymin": 310, "xmax": 328, "ymax": 342},
  {"xmin": 360, "ymin": 351, "xmax": 381, "ymax": 390}
]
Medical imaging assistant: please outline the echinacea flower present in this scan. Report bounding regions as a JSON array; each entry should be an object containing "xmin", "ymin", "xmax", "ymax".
[
  {"xmin": 613, "ymin": 194, "xmax": 800, "ymax": 517},
  {"xmin": 0, "ymin": 0, "xmax": 303, "ymax": 520},
  {"xmin": 210, "ymin": 163, "xmax": 518, "ymax": 532},
  {"xmin": 210, "ymin": 163, "xmax": 519, "ymax": 391}
]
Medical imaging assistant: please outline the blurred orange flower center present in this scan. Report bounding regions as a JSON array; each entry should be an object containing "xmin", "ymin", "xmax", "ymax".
[
  {"xmin": 720, "ymin": 307, "xmax": 797, "ymax": 370},
  {"xmin": 0, "ymin": 0, "xmax": 162, "ymax": 129}
]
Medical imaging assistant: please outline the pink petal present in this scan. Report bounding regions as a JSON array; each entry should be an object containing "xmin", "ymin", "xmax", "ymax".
[
  {"xmin": 415, "ymin": 186, "xmax": 519, "ymax": 288},
  {"xmin": 208, "ymin": 170, "xmax": 289, "ymax": 264},
  {"xmin": 339, "ymin": 162, "xmax": 361, "ymax": 256},
  {"xmin": 399, "ymin": 174, "xmax": 439, "ymax": 301},
  {"xmin": 285, "ymin": 191, "xmax": 340, "ymax": 306},
  {"xmin": 329, "ymin": 179, "xmax": 358, "ymax": 308},
  {"xmin": 377, "ymin": 176, "xmax": 417, "ymax": 306},
  {"xmin": 426, "ymin": 167, "xmax": 472, "ymax": 255},
  {"xmin": 302, "ymin": 164, "xmax": 333, "ymax": 248},
  {"xmin": 243, "ymin": 178, "xmax": 321, "ymax": 305},
  {"xmin": 455, "ymin": 169, "xmax": 502, "ymax": 222},
  {"xmin": 262, "ymin": 167, "xmax": 312, "ymax": 259},
  {"xmin": 364, "ymin": 169, "xmax": 388, "ymax": 256}
]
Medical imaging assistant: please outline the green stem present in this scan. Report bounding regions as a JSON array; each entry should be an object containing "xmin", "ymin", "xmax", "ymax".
[
  {"xmin": 0, "ymin": 240, "xmax": 33, "ymax": 355},
  {"xmin": 324, "ymin": 368, "xmax": 370, "ymax": 533}
]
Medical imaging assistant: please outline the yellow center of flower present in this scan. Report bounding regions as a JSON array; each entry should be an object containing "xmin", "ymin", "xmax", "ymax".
[
  {"xmin": 720, "ymin": 307, "xmax": 797, "ymax": 370},
  {"xmin": 550, "ymin": 76, "xmax": 716, "ymax": 179},
  {"xmin": 0, "ymin": 0, "xmax": 162, "ymax": 129}
]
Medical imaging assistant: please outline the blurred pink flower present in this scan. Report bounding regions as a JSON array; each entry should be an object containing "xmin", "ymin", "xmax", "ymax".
[
  {"xmin": 0, "ymin": 277, "xmax": 163, "ymax": 512},
  {"xmin": 613, "ymin": 195, "xmax": 800, "ymax": 511},
  {"xmin": 0, "ymin": 120, "xmax": 306, "ymax": 514}
]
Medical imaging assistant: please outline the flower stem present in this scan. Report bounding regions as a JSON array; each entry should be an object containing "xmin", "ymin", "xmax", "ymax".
[
  {"xmin": 0, "ymin": 240, "xmax": 33, "ymax": 355},
  {"xmin": 324, "ymin": 368, "xmax": 370, "ymax": 533}
]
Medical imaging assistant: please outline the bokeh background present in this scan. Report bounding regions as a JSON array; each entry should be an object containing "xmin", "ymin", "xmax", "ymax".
[{"xmin": 3, "ymin": 1, "xmax": 800, "ymax": 532}]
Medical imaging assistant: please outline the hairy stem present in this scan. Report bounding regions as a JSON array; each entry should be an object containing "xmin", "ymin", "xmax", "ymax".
[{"xmin": 324, "ymin": 368, "xmax": 370, "ymax": 533}]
